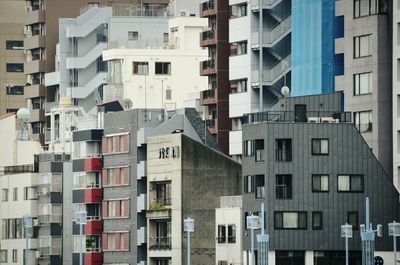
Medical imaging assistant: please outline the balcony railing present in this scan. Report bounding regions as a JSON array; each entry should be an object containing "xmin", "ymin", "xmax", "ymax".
[
  {"xmin": 202, "ymin": 0, "xmax": 215, "ymax": 11},
  {"xmin": 2, "ymin": 165, "xmax": 34, "ymax": 174},
  {"xmin": 38, "ymin": 247, "xmax": 62, "ymax": 256},
  {"xmin": 202, "ymin": 59, "xmax": 215, "ymax": 70},
  {"xmin": 149, "ymin": 236, "xmax": 172, "ymax": 250},
  {"xmin": 244, "ymin": 111, "xmax": 352, "ymax": 125},
  {"xmin": 202, "ymin": 30, "xmax": 215, "ymax": 40},
  {"xmin": 202, "ymin": 89, "xmax": 215, "ymax": 100},
  {"xmin": 276, "ymin": 185, "xmax": 292, "ymax": 199},
  {"xmin": 206, "ymin": 119, "xmax": 216, "ymax": 128}
]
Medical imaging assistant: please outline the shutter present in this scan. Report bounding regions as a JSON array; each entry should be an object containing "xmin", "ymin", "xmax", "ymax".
[
  {"xmin": 115, "ymin": 168, "xmax": 121, "ymax": 185},
  {"xmin": 102, "ymin": 201, "xmax": 108, "ymax": 218},
  {"xmin": 102, "ymin": 233, "xmax": 108, "ymax": 250},
  {"xmin": 102, "ymin": 137, "xmax": 108, "ymax": 154},
  {"xmin": 115, "ymin": 200, "xmax": 121, "ymax": 217},
  {"xmin": 115, "ymin": 233, "xmax": 121, "ymax": 250},
  {"xmin": 102, "ymin": 169, "xmax": 108, "ymax": 187},
  {"xmin": 122, "ymin": 167, "xmax": 129, "ymax": 185},
  {"xmin": 123, "ymin": 200, "xmax": 129, "ymax": 217},
  {"xmin": 114, "ymin": 136, "xmax": 120, "ymax": 152},
  {"xmin": 124, "ymin": 233, "xmax": 129, "ymax": 250},
  {"xmin": 124, "ymin": 135, "xmax": 129, "ymax": 152}
]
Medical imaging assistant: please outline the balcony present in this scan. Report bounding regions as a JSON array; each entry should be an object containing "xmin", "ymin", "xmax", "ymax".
[
  {"xmin": 72, "ymin": 252, "xmax": 102, "ymax": 265},
  {"xmin": 146, "ymin": 208, "xmax": 171, "ymax": 219},
  {"xmin": 25, "ymin": 9, "xmax": 45, "ymax": 25},
  {"xmin": 84, "ymin": 188, "xmax": 102, "ymax": 203},
  {"xmin": 24, "ymin": 84, "xmax": 45, "ymax": 99},
  {"xmin": 38, "ymin": 247, "xmax": 62, "ymax": 256},
  {"xmin": 200, "ymin": 59, "xmax": 216, "ymax": 76},
  {"xmin": 205, "ymin": 119, "xmax": 216, "ymax": 134},
  {"xmin": 200, "ymin": 89, "xmax": 217, "ymax": 106},
  {"xmin": 25, "ymin": 60, "xmax": 46, "ymax": 75},
  {"xmin": 38, "ymin": 214, "xmax": 62, "ymax": 224},
  {"xmin": 24, "ymin": 35, "xmax": 45, "ymax": 50},
  {"xmin": 149, "ymin": 236, "xmax": 171, "ymax": 251},
  {"xmin": 200, "ymin": 30, "xmax": 216, "ymax": 47},
  {"xmin": 85, "ymin": 219, "xmax": 102, "ymax": 235},
  {"xmin": 31, "ymin": 108, "xmax": 45, "ymax": 122},
  {"xmin": 84, "ymin": 158, "xmax": 102, "ymax": 172},
  {"xmin": 200, "ymin": 0, "xmax": 216, "ymax": 17}
]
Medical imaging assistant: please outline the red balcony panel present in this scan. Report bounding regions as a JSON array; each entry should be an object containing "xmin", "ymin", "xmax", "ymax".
[
  {"xmin": 84, "ymin": 188, "xmax": 103, "ymax": 203},
  {"xmin": 84, "ymin": 158, "xmax": 102, "ymax": 172},
  {"xmin": 85, "ymin": 220, "xmax": 103, "ymax": 235},
  {"xmin": 84, "ymin": 252, "xmax": 102, "ymax": 265},
  {"xmin": 200, "ymin": 59, "xmax": 216, "ymax": 76},
  {"xmin": 200, "ymin": 31, "xmax": 216, "ymax": 47},
  {"xmin": 200, "ymin": 1, "xmax": 216, "ymax": 17},
  {"xmin": 200, "ymin": 89, "xmax": 217, "ymax": 106}
]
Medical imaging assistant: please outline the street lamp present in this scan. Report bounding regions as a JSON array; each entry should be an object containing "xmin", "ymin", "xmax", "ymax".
[
  {"xmin": 341, "ymin": 223, "xmax": 353, "ymax": 265},
  {"xmin": 184, "ymin": 217, "xmax": 194, "ymax": 265},
  {"xmin": 388, "ymin": 221, "xmax": 400, "ymax": 265},
  {"xmin": 76, "ymin": 210, "xmax": 87, "ymax": 265},
  {"xmin": 247, "ymin": 214, "xmax": 260, "ymax": 265},
  {"xmin": 22, "ymin": 214, "xmax": 32, "ymax": 265}
]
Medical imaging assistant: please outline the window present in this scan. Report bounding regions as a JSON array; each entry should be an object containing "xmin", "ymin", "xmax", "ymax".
[
  {"xmin": 354, "ymin": 35, "xmax": 371, "ymax": 58},
  {"xmin": 6, "ymin": 41, "xmax": 23, "ymax": 50},
  {"xmin": 354, "ymin": 72, "xmax": 372, "ymax": 95},
  {"xmin": 12, "ymin": 249, "xmax": 17, "ymax": 263},
  {"xmin": 228, "ymin": 225, "xmax": 236, "ymax": 243},
  {"xmin": 165, "ymin": 88, "xmax": 171, "ymax": 100},
  {"xmin": 24, "ymin": 187, "xmax": 37, "ymax": 200},
  {"xmin": 231, "ymin": 3, "xmax": 247, "ymax": 18},
  {"xmin": 132, "ymin": 62, "xmax": 148, "ymax": 75},
  {"xmin": 155, "ymin": 182, "xmax": 171, "ymax": 206},
  {"xmin": 354, "ymin": 111, "xmax": 372, "ymax": 132},
  {"xmin": 354, "ymin": 0, "xmax": 388, "ymax": 18},
  {"xmin": 128, "ymin": 31, "xmax": 138, "ymax": 41},
  {"xmin": 217, "ymin": 225, "xmax": 226, "ymax": 243},
  {"xmin": 312, "ymin": 212, "xmax": 323, "ymax": 230},
  {"xmin": 230, "ymin": 79, "xmax": 247, "ymax": 94},
  {"xmin": 312, "ymin": 175, "xmax": 329, "ymax": 192},
  {"xmin": 255, "ymin": 175, "xmax": 265, "ymax": 199},
  {"xmin": 6, "ymin": 109, "xmax": 18, "ymax": 113},
  {"xmin": 274, "ymin": 212, "xmax": 307, "ymax": 229},
  {"xmin": 6, "ymin": 63, "xmax": 24, "ymax": 72},
  {"xmin": 276, "ymin": 175, "xmax": 292, "ymax": 199},
  {"xmin": 104, "ymin": 200, "xmax": 129, "ymax": 218},
  {"xmin": 312, "ymin": 139, "xmax": 329, "ymax": 155},
  {"xmin": 276, "ymin": 139, "xmax": 292, "ymax": 161},
  {"xmin": 13, "ymin": 188, "xmax": 17, "ymax": 201},
  {"xmin": 163, "ymin": 33, "xmax": 169, "ymax": 43},
  {"xmin": 244, "ymin": 175, "xmax": 254, "ymax": 193},
  {"xmin": 1, "ymin": 189, "xmax": 8, "ymax": 202},
  {"xmin": 348, "ymin": 212, "xmax": 358, "ymax": 230},
  {"xmin": 155, "ymin": 62, "xmax": 171, "ymax": 75},
  {"xmin": 244, "ymin": 140, "xmax": 254, "ymax": 156},
  {"xmin": 6, "ymin": 85, "xmax": 24, "ymax": 95},
  {"xmin": 255, "ymin": 139, "xmax": 264, "ymax": 162},
  {"xmin": 231, "ymin": 41, "xmax": 247, "ymax": 56},
  {"xmin": 338, "ymin": 175, "xmax": 364, "ymax": 192},
  {"xmin": 104, "ymin": 232, "xmax": 129, "ymax": 251},
  {"xmin": 0, "ymin": 250, "xmax": 7, "ymax": 263},
  {"xmin": 314, "ymin": 251, "xmax": 362, "ymax": 265},
  {"xmin": 1, "ymin": 219, "xmax": 23, "ymax": 239}
]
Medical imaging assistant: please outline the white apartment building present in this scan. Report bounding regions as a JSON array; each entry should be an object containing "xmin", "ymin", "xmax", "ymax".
[
  {"xmin": 0, "ymin": 113, "xmax": 43, "ymax": 265},
  {"xmin": 393, "ymin": 1, "xmax": 400, "ymax": 190},
  {"xmin": 102, "ymin": 16, "xmax": 208, "ymax": 112}
]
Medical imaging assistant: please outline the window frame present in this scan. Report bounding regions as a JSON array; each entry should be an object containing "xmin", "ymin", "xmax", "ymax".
[
  {"xmin": 275, "ymin": 138, "xmax": 292, "ymax": 162},
  {"xmin": 311, "ymin": 138, "xmax": 329, "ymax": 156},
  {"xmin": 6, "ymin": 85, "xmax": 24, "ymax": 95},
  {"xmin": 227, "ymin": 224, "xmax": 236, "ymax": 243},
  {"xmin": 132, "ymin": 61, "xmax": 149, "ymax": 75},
  {"xmin": 276, "ymin": 174, "xmax": 292, "ymax": 199},
  {"xmin": 347, "ymin": 211, "xmax": 359, "ymax": 230},
  {"xmin": 354, "ymin": 72, "xmax": 372, "ymax": 95},
  {"xmin": 1, "ymin": 188, "xmax": 8, "ymax": 202},
  {"xmin": 6, "ymin": 40, "xmax": 23, "ymax": 50},
  {"xmin": 337, "ymin": 174, "xmax": 364, "ymax": 192},
  {"xmin": 243, "ymin": 140, "xmax": 254, "ymax": 157},
  {"xmin": 274, "ymin": 211, "xmax": 307, "ymax": 230},
  {"xmin": 244, "ymin": 175, "xmax": 254, "ymax": 193},
  {"xmin": 6, "ymin": 63, "xmax": 24, "ymax": 73},
  {"xmin": 0, "ymin": 249, "xmax": 7, "ymax": 263},
  {"xmin": 217, "ymin": 225, "xmax": 226, "ymax": 243},
  {"xmin": 155, "ymin": 62, "xmax": 171, "ymax": 75},
  {"xmin": 312, "ymin": 174, "xmax": 329, "ymax": 192},
  {"xmin": 312, "ymin": 212, "xmax": 323, "ymax": 230},
  {"xmin": 353, "ymin": 0, "xmax": 388, "ymax": 18},
  {"xmin": 354, "ymin": 111, "xmax": 372, "ymax": 133},
  {"xmin": 354, "ymin": 34, "xmax": 372, "ymax": 58},
  {"xmin": 254, "ymin": 139, "xmax": 264, "ymax": 162},
  {"xmin": 255, "ymin": 175, "xmax": 265, "ymax": 199}
]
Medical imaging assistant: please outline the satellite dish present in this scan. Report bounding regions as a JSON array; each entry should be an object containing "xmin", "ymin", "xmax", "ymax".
[
  {"xmin": 123, "ymin": 98, "xmax": 133, "ymax": 110},
  {"xmin": 17, "ymin": 108, "xmax": 31, "ymax": 122}
]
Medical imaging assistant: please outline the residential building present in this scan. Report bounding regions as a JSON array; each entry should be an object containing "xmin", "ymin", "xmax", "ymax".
[
  {"xmin": 393, "ymin": 1, "xmax": 400, "ymax": 190},
  {"xmin": 199, "ymin": 0, "xmax": 231, "ymax": 154},
  {"xmin": 0, "ymin": 0, "xmax": 26, "ymax": 115},
  {"xmin": 335, "ymin": 0, "xmax": 392, "ymax": 176},
  {"xmin": 102, "ymin": 16, "xmax": 208, "ymax": 112},
  {"xmin": 215, "ymin": 196, "xmax": 243, "ymax": 265},
  {"xmin": 0, "ymin": 113, "xmax": 43, "ymax": 265},
  {"xmin": 146, "ymin": 133, "xmax": 241, "ymax": 265},
  {"xmin": 241, "ymin": 92, "xmax": 399, "ymax": 265}
]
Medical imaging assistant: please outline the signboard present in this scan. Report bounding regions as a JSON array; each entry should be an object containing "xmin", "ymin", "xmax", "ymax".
[
  {"xmin": 159, "ymin": 146, "xmax": 180, "ymax": 159},
  {"xmin": 247, "ymin": 215, "xmax": 260, "ymax": 230},
  {"xmin": 184, "ymin": 218, "xmax": 194, "ymax": 232}
]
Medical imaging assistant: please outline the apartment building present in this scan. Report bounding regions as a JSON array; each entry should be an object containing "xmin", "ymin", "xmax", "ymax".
[
  {"xmin": 0, "ymin": 113, "xmax": 43, "ymax": 265},
  {"xmin": 335, "ymin": 0, "xmax": 392, "ymax": 177},
  {"xmin": 241, "ymin": 93, "xmax": 399, "ymax": 265},
  {"xmin": 146, "ymin": 133, "xmax": 241, "ymax": 265},
  {"xmin": 199, "ymin": 0, "xmax": 231, "ymax": 154},
  {"xmin": 102, "ymin": 16, "xmax": 208, "ymax": 112},
  {"xmin": 393, "ymin": 1, "xmax": 400, "ymax": 190},
  {"xmin": 0, "ymin": 0, "xmax": 26, "ymax": 115}
]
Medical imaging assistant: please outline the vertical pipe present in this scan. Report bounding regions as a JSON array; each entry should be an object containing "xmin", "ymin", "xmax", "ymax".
[
  {"xmin": 261, "ymin": 203, "xmax": 265, "ymax": 234},
  {"xmin": 259, "ymin": 1, "xmax": 264, "ymax": 112},
  {"xmin": 188, "ymin": 230, "xmax": 191, "ymax": 265},
  {"xmin": 25, "ymin": 226, "xmax": 29, "ymax": 265},
  {"xmin": 366, "ymin": 197, "xmax": 370, "ymax": 231},
  {"xmin": 394, "ymin": 235, "xmax": 397, "ymax": 265},
  {"xmin": 251, "ymin": 228, "xmax": 255, "ymax": 265},
  {"xmin": 80, "ymin": 223, "xmax": 83, "ymax": 265},
  {"xmin": 345, "ymin": 236, "xmax": 349, "ymax": 265}
]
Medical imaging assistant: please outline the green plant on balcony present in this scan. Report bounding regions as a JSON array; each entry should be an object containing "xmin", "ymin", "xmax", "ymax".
[
  {"xmin": 86, "ymin": 238, "xmax": 96, "ymax": 250},
  {"xmin": 149, "ymin": 202, "xmax": 165, "ymax": 211}
]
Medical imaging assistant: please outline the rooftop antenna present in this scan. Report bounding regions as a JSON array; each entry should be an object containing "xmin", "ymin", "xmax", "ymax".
[{"xmin": 16, "ymin": 108, "xmax": 31, "ymax": 140}]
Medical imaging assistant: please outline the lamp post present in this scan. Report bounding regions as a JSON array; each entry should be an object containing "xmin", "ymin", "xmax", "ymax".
[
  {"xmin": 257, "ymin": 203, "xmax": 269, "ymax": 265},
  {"xmin": 388, "ymin": 221, "xmax": 400, "ymax": 265},
  {"xmin": 184, "ymin": 217, "xmax": 194, "ymax": 265},
  {"xmin": 76, "ymin": 210, "xmax": 87, "ymax": 265},
  {"xmin": 247, "ymin": 214, "xmax": 260, "ymax": 265},
  {"xmin": 22, "ymin": 214, "xmax": 32, "ymax": 265},
  {"xmin": 341, "ymin": 223, "xmax": 353, "ymax": 265}
]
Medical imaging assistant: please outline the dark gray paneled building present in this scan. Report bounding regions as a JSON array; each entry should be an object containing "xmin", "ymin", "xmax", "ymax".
[{"xmin": 241, "ymin": 93, "xmax": 400, "ymax": 265}]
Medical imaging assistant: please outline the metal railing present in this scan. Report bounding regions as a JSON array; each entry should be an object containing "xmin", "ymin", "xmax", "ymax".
[
  {"xmin": 251, "ymin": 55, "xmax": 291, "ymax": 84},
  {"xmin": 149, "ymin": 236, "xmax": 172, "ymax": 250},
  {"xmin": 112, "ymin": 4, "xmax": 173, "ymax": 17},
  {"xmin": 206, "ymin": 119, "xmax": 216, "ymax": 128},
  {"xmin": 2, "ymin": 165, "xmax": 34, "ymax": 174},
  {"xmin": 202, "ymin": 59, "xmax": 215, "ymax": 70},
  {"xmin": 202, "ymin": 30, "xmax": 215, "ymax": 41},
  {"xmin": 251, "ymin": 0, "xmax": 283, "ymax": 8},
  {"xmin": 202, "ymin": 89, "xmax": 216, "ymax": 100},
  {"xmin": 251, "ymin": 16, "xmax": 291, "ymax": 46},
  {"xmin": 38, "ymin": 247, "xmax": 62, "ymax": 256},
  {"xmin": 202, "ymin": 0, "xmax": 215, "ymax": 11}
]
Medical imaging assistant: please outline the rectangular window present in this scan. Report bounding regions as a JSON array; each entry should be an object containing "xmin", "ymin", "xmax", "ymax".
[
  {"xmin": 255, "ymin": 175, "xmax": 265, "ymax": 199},
  {"xmin": 312, "ymin": 175, "xmax": 329, "ymax": 192},
  {"xmin": 217, "ymin": 225, "xmax": 226, "ymax": 243},
  {"xmin": 6, "ymin": 41, "xmax": 23, "ymax": 50},
  {"xmin": 276, "ymin": 175, "xmax": 292, "ymax": 199},
  {"xmin": 354, "ymin": 0, "xmax": 388, "ymax": 18},
  {"xmin": 13, "ymin": 188, "xmax": 17, "ymax": 201},
  {"xmin": 132, "ymin": 62, "xmax": 148, "ymax": 75},
  {"xmin": 230, "ymin": 3, "xmax": 247, "ymax": 18},
  {"xmin": 312, "ymin": 212, "xmax": 323, "ymax": 230},
  {"xmin": 12, "ymin": 249, "xmax": 17, "ymax": 263},
  {"xmin": 227, "ymin": 225, "xmax": 236, "ymax": 243},
  {"xmin": 338, "ymin": 175, "xmax": 364, "ymax": 192},
  {"xmin": 312, "ymin": 139, "xmax": 329, "ymax": 155},
  {"xmin": 276, "ymin": 139, "xmax": 292, "ymax": 161},
  {"xmin": 163, "ymin": 33, "xmax": 169, "ymax": 43},
  {"xmin": 6, "ymin": 85, "xmax": 24, "ymax": 95},
  {"xmin": 6, "ymin": 109, "xmax": 18, "ymax": 113},
  {"xmin": 165, "ymin": 88, "xmax": 172, "ymax": 100},
  {"xmin": 155, "ymin": 62, "xmax": 171, "ymax": 75},
  {"xmin": 354, "ymin": 35, "xmax": 371, "ymax": 58},
  {"xmin": 1, "ymin": 189, "xmax": 8, "ymax": 202},
  {"xmin": 6, "ymin": 63, "xmax": 24, "ymax": 72},
  {"xmin": 24, "ymin": 187, "xmax": 37, "ymax": 200},
  {"xmin": 354, "ymin": 72, "xmax": 372, "ymax": 95},
  {"xmin": 244, "ymin": 140, "xmax": 254, "ymax": 157},
  {"xmin": 0, "ymin": 250, "xmax": 7, "ymax": 263},
  {"xmin": 274, "ymin": 212, "xmax": 307, "ymax": 229},
  {"xmin": 348, "ymin": 212, "xmax": 358, "ymax": 230},
  {"xmin": 128, "ymin": 31, "xmax": 138, "ymax": 41},
  {"xmin": 354, "ymin": 111, "xmax": 372, "ymax": 132},
  {"xmin": 255, "ymin": 139, "xmax": 264, "ymax": 162},
  {"xmin": 230, "ymin": 41, "xmax": 247, "ymax": 56},
  {"xmin": 244, "ymin": 175, "xmax": 254, "ymax": 193}
]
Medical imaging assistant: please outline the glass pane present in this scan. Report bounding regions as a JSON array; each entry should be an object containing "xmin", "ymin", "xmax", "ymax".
[
  {"xmin": 351, "ymin": 175, "xmax": 363, "ymax": 191},
  {"xmin": 320, "ymin": 140, "xmax": 329, "ymax": 154},
  {"xmin": 338, "ymin": 175, "xmax": 350, "ymax": 191},
  {"xmin": 312, "ymin": 140, "xmax": 320, "ymax": 154},
  {"xmin": 360, "ymin": 35, "xmax": 370, "ymax": 56},
  {"xmin": 283, "ymin": 213, "xmax": 298, "ymax": 228},
  {"xmin": 360, "ymin": 0, "xmax": 370, "ymax": 16},
  {"xmin": 321, "ymin": 175, "xmax": 329, "ymax": 191}
]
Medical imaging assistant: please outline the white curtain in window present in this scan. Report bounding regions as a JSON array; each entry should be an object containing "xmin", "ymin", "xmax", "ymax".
[
  {"xmin": 320, "ymin": 175, "xmax": 329, "ymax": 191},
  {"xmin": 338, "ymin": 175, "xmax": 350, "ymax": 191},
  {"xmin": 283, "ymin": 213, "xmax": 298, "ymax": 228},
  {"xmin": 320, "ymin": 140, "xmax": 329, "ymax": 154}
]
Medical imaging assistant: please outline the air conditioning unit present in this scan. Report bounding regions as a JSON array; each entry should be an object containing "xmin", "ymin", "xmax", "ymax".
[
  {"xmin": 308, "ymin": 117, "xmax": 319, "ymax": 123},
  {"xmin": 320, "ymin": 117, "xmax": 336, "ymax": 123},
  {"xmin": 180, "ymin": 10, "xmax": 188, "ymax": 17},
  {"xmin": 35, "ymin": 251, "xmax": 41, "ymax": 259},
  {"xmin": 25, "ymin": 6, "xmax": 32, "ymax": 12}
]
